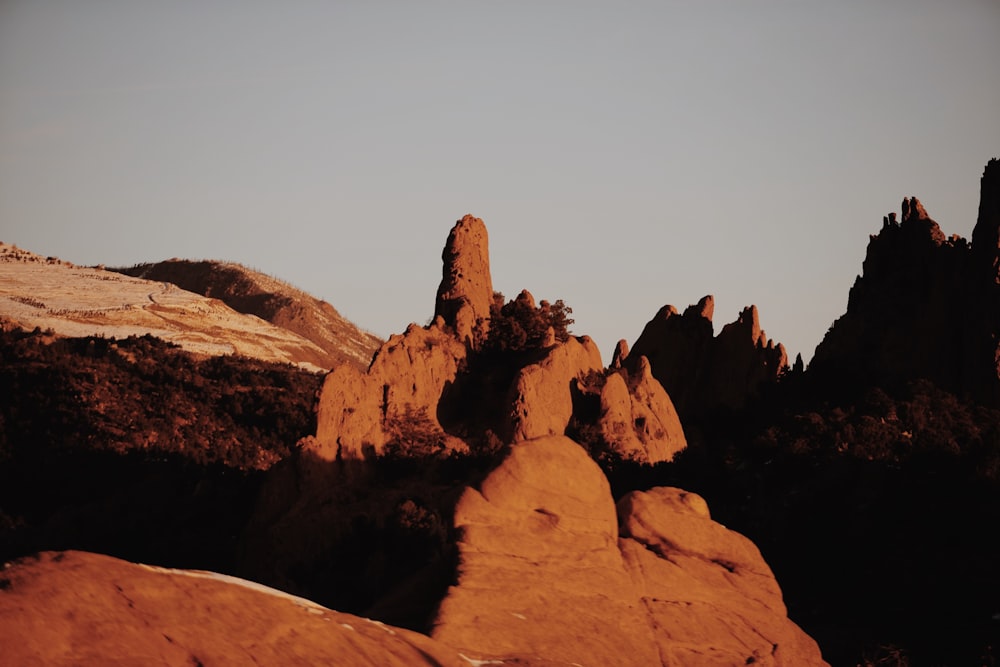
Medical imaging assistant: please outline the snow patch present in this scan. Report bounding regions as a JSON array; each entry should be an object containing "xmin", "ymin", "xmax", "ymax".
[
  {"xmin": 137, "ymin": 564, "xmax": 330, "ymax": 613},
  {"xmin": 458, "ymin": 654, "xmax": 505, "ymax": 666}
]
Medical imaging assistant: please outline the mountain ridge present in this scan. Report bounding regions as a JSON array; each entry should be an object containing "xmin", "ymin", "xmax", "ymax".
[{"xmin": 0, "ymin": 242, "xmax": 380, "ymax": 372}]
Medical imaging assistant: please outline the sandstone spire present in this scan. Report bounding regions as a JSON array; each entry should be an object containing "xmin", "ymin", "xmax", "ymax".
[{"xmin": 434, "ymin": 214, "xmax": 494, "ymax": 347}]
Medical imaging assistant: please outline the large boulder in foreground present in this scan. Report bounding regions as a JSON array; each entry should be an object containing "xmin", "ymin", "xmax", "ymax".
[
  {"xmin": 619, "ymin": 488, "xmax": 827, "ymax": 666},
  {"xmin": 431, "ymin": 435, "xmax": 827, "ymax": 666},
  {"xmin": 0, "ymin": 550, "xmax": 465, "ymax": 667}
]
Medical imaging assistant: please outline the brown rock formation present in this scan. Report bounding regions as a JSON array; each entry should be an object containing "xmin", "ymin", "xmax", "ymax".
[
  {"xmin": 598, "ymin": 356, "xmax": 687, "ymax": 463},
  {"xmin": 434, "ymin": 214, "xmax": 494, "ymax": 347},
  {"xmin": 810, "ymin": 159, "xmax": 1000, "ymax": 403},
  {"xmin": 431, "ymin": 435, "xmax": 827, "ymax": 666},
  {"xmin": 507, "ymin": 334, "xmax": 604, "ymax": 441},
  {"xmin": 0, "ymin": 551, "xmax": 465, "ymax": 667},
  {"xmin": 312, "ymin": 319, "xmax": 467, "ymax": 460},
  {"xmin": 626, "ymin": 296, "xmax": 788, "ymax": 418},
  {"xmin": 618, "ymin": 487, "xmax": 828, "ymax": 666}
]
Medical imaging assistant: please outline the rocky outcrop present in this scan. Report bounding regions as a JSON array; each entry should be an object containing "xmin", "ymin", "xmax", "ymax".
[
  {"xmin": 434, "ymin": 214, "xmax": 494, "ymax": 347},
  {"xmin": 626, "ymin": 296, "xmax": 788, "ymax": 418},
  {"xmin": 597, "ymin": 356, "xmax": 687, "ymax": 464},
  {"xmin": 618, "ymin": 487, "xmax": 827, "ymax": 666},
  {"xmin": 312, "ymin": 213, "xmax": 688, "ymax": 464},
  {"xmin": 312, "ymin": 319, "xmax": 467, "ymax": 460},
  {"xmin": 431, "ymin": 435, "xmax": 827, "ymax": 666},
  {"xmin": 507, "ymin": 334, "xmax": 604, "ymax": 441},
  {"xmin": 0, "ymin": 550, "xmax": 466, "ymax": 667},
  {"xmin": 810, "ymin": 160, "xmax": 1000, "ymax": 403}
]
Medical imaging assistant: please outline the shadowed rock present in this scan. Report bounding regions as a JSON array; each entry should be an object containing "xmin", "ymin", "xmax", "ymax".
[
  {"xmin": 626, "ymin": 296, "xmax": 788, "ymax": 418},
  {"xmin": 811, "ymin": 159, "xmax": 1000, "ymax": 403}
]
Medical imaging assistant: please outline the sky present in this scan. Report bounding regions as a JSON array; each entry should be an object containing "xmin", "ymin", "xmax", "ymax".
[{"xmin": 1, "ymin": 1, "xmax": 998, "ymax": 364}]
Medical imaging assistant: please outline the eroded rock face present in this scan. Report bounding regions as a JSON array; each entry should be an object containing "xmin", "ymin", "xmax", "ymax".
[
  {"xmin": 507, "ymin": 335, "xmax": 604, "ymax": 442},
  {"xmin": 434, "ymin": 214, "xmax": 494, "ymax": 347},
  {"xmin": 627, "ymin": 296, "xmax": 788, "ymax": 418},
  {"xmin": 598, "ymin": 356, "xmax": 687, "ymax": 464},
  {"xmin": 811, "ymin": 161, "xmax": 1000, "ymax": 404},
  {"xmin": 0, "ymin": 551, "xmax": 466, "ymax": 667},
  {"xmin": 311, "ymin": 320, "xmax": 467, "ymax": 460},
  {"xmin": 618, "ymin": 487, "xmax": 826, "ymax": 666},
  {"xmin": 431, "ymin": 436, "xmax": 827, "ymax": 666}
]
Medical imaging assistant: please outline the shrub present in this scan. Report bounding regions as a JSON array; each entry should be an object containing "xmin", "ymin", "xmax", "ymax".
[{"xmin": 482, "ymin": 291, "xmax": 574, "ymax": 353}]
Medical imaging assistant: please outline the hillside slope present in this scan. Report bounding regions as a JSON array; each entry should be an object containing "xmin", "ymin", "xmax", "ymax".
[
  {"xmin": 0, "ymin": 243, "xmax": 377, "ymax": 371},
  {"xmin": 113, "ymin": 259, "xmax": 381, "ymax": 370}
]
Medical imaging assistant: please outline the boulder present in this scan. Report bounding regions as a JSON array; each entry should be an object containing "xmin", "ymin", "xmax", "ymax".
[
  {"xmin": 507, "ymin": 335, "xmax": 603, "ymax": 441},
  {"xmin": 431, "ymin": 436, "xmax": 827, "ymax": 666},
  {"xmin": 618, "ymin": 487, "xmax": 828, "ymax": 666},
  {"xmin": 0, "ymin": 550, "xmax": 465, "ymax": 667},
  {"xmin": 598, "ymin": 356, "xmax": 687, "ymax": 463},
  {"xmin": 431, "ymin": 435, "xmax": 661, "ymax": 665}
]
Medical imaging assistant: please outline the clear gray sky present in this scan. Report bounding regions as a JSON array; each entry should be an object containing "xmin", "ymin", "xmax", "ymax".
[{"xmin": 1, "ymin": 1, "xmax": 997, "ymax": 363}]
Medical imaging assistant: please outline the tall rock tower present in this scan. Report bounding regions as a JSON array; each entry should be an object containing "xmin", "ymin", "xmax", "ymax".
[{"xmin": 434, "ymin": 214, "xmax": 494, "ymax": 348}]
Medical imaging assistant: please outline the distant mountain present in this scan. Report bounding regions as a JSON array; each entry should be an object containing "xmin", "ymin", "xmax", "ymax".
[
  {"xmin": 111, "ymin": 259, "xmax": 381, "ymax": 370},
  {"xmin": 0, "ymin": 243, "xmax": 380, "ymax": 371}
]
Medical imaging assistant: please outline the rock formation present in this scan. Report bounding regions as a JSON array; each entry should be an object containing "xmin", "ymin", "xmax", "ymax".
[
  {"xmin": 431, "ymin": 435, "xmax": 827, "ymax": 666},
  {"xmin": 810, "ymin": 159, "xmax": 1000, "ymax": 403},
  {"xmin": 312, "ymin": 320, "xmax": 467, "ymax": 460},
  {"xmin": 625, "ymin": 295, "xmax": 788, "ymax": 418},
  {"xmin": 310, "ymin": 214, "xmax": 687, "ymax": 464},
  {"xmin": 507, "ymin": 334, "xmax": 604, "ymax": 441},
  {"xmin": 433, "ymin": 213, "xmax": 494, "ymax": 347},
  {"xmin": 597, "ymin": 356, "xmax": 688, "ymax": 463},
  {"xmin": 0, "ymin": 551, "xmax": 467, "ymax": 667}
]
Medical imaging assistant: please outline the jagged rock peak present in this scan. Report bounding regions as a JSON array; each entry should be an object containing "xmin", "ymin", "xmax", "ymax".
[
  {"xmin": 434, "ymin": 214, "xmax": 494, "ymax": 347},
  {"xmin": 611, "ymin": 339, "xmax": 629, "ymax": 368},
  {"xmin": 895, "ymin": 196, "xmax": 946, "ymax": 244},
  {"xmin": 901, "ymin": 196, "xmax": 929, "ymax": 223},
  {"xmin": 972, "ymin": 157, "xmax": 1000, "ymax": 283},
  {"xmin": 629, "ymin": 299, "xmax": 788, "ymax": 418},
  {"xmin": 683, "ymin": 294, "xmax": 714, "ymax": 321}
]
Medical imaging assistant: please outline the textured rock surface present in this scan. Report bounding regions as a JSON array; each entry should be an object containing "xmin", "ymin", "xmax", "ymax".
[
  {"xmin": 811, "ymin": 159, "xmax": 1000, "ymax": 403},
  {"xmin": 618, "ymin": 487, "xmax": 827, "ymax": 666},
  {"xmin": 0, "ymin": 550, "xmax": 465, "ymax": 667},
  {"xmin": 431, "ymin": 435, "xmax": 662, "ymax": 665},
  {"xmin": 627, "ymin": 296, "xmax": 788, "ymax": 418},
  {"xmin": 312, "ymin": 320, "xmax": 467, "ymax": 459},
  {"xmin": 507, "ymin": 335, "xmax": 604, "ymax": 441},
  {"xmin": 598, "ymin": 356, "xmax": 687, "ymax": 463},
  {"xmin": 434, "ymin": 214, "xmax": 494, "ymax": 347},
  {"xmin": 432, "ymin": 436, "xmax": 827, "ymax": 666}
]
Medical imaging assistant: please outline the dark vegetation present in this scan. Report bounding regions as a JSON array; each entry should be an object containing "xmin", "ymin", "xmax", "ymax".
[
  {"xmin": 4, "ymin": 285, "xmax": 1000, "ymax": 664},
  {"xmin": 439, "ymin": 290, "xmax": 575, "ymax": 449},
  {"xmin": 0, "ymin": 326, "xmax": 321, "ymax": 570},
  {"xmin": 479, "ymin": 290, "xmax": 574, "ymax": 354},
  {"xmin": 606, "ymin": 372, "xmax": 1000, "ymax": 667}
]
